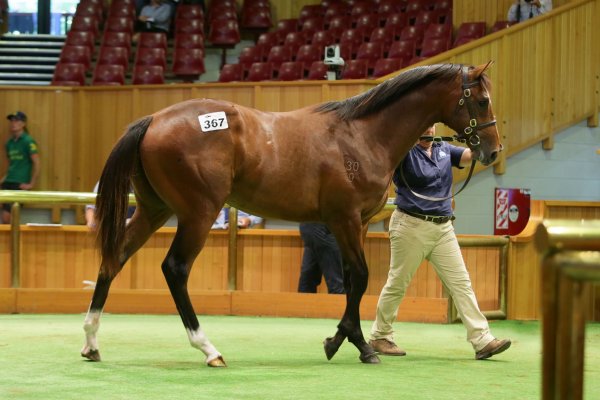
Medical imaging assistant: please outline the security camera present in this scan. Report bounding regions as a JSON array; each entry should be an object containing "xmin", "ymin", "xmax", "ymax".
[
  {"xmin": 323, "ymin": 45, "xmax": 344, "ymax": 67},
  {"xmin": 323, "ymin": 45, "xmax": 344, "ymax": 80}
]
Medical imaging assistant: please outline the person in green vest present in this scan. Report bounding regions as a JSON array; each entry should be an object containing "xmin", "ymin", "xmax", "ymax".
[{"xmin": 1, "ymin": 111, "xmax": 41, "ymax": 224}]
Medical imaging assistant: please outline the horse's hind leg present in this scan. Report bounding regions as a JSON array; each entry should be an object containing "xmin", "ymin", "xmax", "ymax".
[
  {"xmin": 161, "ymin": 218, "xmax": 225, "ymax": 367},
  {"xmin": 81, "ymin": 205, "xmax": 171, "ymax": 361}
]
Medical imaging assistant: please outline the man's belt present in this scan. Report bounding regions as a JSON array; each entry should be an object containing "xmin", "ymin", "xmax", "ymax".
[{"xmin": 399, "ymin": 208, "xmax": 455, "ymax": 224}]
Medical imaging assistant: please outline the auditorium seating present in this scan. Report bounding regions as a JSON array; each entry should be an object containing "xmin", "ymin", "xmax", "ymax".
[
  {"xmin": 340, "ymin": 59, "xmax": 369, "ymax": 79},
  {"xmin": 219, "ymin": 63, "xmax": 245, "ymax": 82},
  {"xmin": 51, "ymin": 63, "xmax": 86, "ymax": 86},
  {"xmin": 132, "ymin": 65, "xmax": 165, "ymax": 85},
  {"xmin": 92, "ymin": 64, "xmax": 126, "ymax": 85},
  {"xmin": 277, "ymin": 61, "xmax": 304, "ymax": 81}
]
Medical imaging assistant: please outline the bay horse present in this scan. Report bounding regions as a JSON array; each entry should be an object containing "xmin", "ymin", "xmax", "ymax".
[{"xmin": 81, "ymin": 63, "xmax": 501, "ymax": 367}]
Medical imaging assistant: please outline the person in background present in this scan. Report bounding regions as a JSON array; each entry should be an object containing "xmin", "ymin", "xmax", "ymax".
[
  {"xmin": 1, "ymin": 111, "xmax": 40, "ymax": 224},
  {"xmin": 211, "ymin": 207, "xmax": 263, "ymax": 229},
  {"xmin": 297, "ymin": 222, "xmax": 345, "ymax": 294},
  {"xmin": 85, "ymin": 181, "xmax": 135, "ymax": 230},
  {"xmin": 369, "ymin": 124, "xmax": 511, "ymax": 360},
  {"xmin": 136, "ymin": 0, "xmax": 172, "ymax": 34},
  {"xmin": 507, "ymin": 0, "xmax": 552, "ymax": 23}
]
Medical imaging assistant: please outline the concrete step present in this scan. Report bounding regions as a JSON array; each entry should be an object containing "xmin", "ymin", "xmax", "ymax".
[
  {"xmin": 0, "ymin": 56, "xmax": 60, "ymax": 65},
  {"xmin": 0, "ymin": 72, "xmax": 53, "ymax": 81},
  {"xmin": 0, "ymin": 64, "xmax": 56, "ymax": 73},
  {"xmin": 0, "ymin": 47, "xmax": 62, "ymax": 57},
  {"xmin": 0, "ymin": 79, "xmax": 51, "ymax": 86},
  {"xmin": 0, "ymin": 40, "xmax": 64, "ymax": 49},
  {"xmin": 1, "ymin": 34, "xmax": 66, "ymax": 42}
]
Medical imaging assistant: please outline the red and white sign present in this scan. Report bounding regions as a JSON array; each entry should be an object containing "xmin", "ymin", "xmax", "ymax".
[{"xmin": 494, "ymin": 188, "xmax": 531, "ymax": 235}]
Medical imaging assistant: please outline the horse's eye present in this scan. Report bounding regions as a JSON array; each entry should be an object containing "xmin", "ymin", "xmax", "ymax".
[{"xmin": 479, "ymin": 99, "xmax": 489, "ymax": 107}]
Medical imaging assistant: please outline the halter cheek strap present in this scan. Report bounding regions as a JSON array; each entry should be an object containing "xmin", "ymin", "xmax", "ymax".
[{"xmin": 456, "ymin": 66, "xmax": 497, "ymax": 150}]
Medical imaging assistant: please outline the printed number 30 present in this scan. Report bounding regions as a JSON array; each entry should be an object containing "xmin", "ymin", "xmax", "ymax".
[{"xmin": 204, "ymin": 118, "xmax": 225, "ymax": 129}]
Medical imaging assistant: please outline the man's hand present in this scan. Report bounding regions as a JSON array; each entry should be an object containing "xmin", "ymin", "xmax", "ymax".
[{"xmin": 19, "ymin": 182, "xmax": 33, "ymax": 190}]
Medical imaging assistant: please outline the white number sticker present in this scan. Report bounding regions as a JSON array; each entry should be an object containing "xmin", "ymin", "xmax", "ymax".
[{"xmin": 198, "ymin": 111, "xmax": 229, "ymax": 132}]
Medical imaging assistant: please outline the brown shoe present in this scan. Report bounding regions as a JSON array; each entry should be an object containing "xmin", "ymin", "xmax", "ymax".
[
  {"xmin": 369, "ymin": 339, "xmax": 406, "ymax": 356},
  {"xmin": 475, "ymin": 338, "xmax": 511, "ymax": 360}
]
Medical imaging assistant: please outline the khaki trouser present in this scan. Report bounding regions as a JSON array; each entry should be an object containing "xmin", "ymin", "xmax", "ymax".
[{"xmin": 370, "ymin": 209, "xmax": 495, "ymax": 352}]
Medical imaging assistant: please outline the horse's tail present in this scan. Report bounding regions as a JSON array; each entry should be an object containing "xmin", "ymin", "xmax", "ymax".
[{"xmin": 96, "ymin": 116, "xmax": 153, "ymax": 278}]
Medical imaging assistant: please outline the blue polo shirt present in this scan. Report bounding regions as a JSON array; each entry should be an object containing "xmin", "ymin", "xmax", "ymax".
[{"xmin": 393, "ymin": 142, "xmax": 466, "ymax": 216}]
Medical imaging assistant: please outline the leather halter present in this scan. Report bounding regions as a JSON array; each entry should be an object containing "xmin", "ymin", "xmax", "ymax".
[{"xmin": 398, "ymin": 66, "xmax": 497, "ymax": 203}]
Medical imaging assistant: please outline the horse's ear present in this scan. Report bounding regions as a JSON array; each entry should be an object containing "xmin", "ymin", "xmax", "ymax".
[{"xmin": 476, "ymin": 60, "xmax": 494, "ymax": 77}]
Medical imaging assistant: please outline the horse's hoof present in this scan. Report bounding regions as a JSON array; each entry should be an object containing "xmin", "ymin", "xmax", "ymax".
[
  {"xmin": 207, "ymin": 356, "xmax": 227, "ymax": 368},
  {"xmin": 359, "ymin": 352, "xmax": 380, "ymax": 364},
  {"xmin": 81, "ymin": 348, "xmax": 101, "ymax": 362},
  {"xmin": 323, "ymin": 337, "xmax": 340, "ymax": 360}
]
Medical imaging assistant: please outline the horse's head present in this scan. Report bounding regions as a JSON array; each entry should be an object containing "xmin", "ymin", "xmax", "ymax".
[{"xmin": 445, "ymin": 62, "xmax": 502, "ymax": 166}]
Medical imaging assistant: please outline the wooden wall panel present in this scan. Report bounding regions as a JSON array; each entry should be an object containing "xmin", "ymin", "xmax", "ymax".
[{"xmin": 0, "ymin": 228, "xmax": 10, "ymax": 288}]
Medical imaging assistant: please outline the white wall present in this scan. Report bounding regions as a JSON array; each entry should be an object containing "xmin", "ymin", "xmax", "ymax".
[{"xmin": 453, "ymin": 118, "xmax": 600, "ymax": 235}]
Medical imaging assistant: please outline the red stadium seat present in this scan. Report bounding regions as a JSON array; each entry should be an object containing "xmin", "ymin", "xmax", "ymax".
[
  {"xmin": 101, "ymin": 31, "xmax": 132, "ymax": 57},
  {"xmin": 59, "ymin": 45, "xmax": 92, "ymax": 71},
  {"xmin": 453, "ymin": 36, "xmax": 477, "ymax": 48},
  {"xmin": 372, "ymin": 57, "xmax": 404, "ymax": 78},
  {"xmin": 246, "ymin": 62, "xmax": 274, "ymax": 81},
  {"xmin": 354, "ymin": 14, "xmax": 379, "ymax": 40},
  {"xmin": 433, "ymin": 0, "xmax": 453, "ymax": 11},
  {"xmin": 349, "ymin": 1, "xmax": 372, "ymax": 23},
  {"xmin": 387, "ymin": 39, "xmax": 417, "ymax": 59},
  {"xmin": 208, "ymin": 19, "xmax": 241, "ymax": 46},
  {"xmin": 75, "ymin": 2, "xmax": 103, "ymax": 21},
  {"xmin": 377, "ymin": 0, "xmax": 404, "ymax": 14},
  {"xmin": 97, "ymin": 46, "xmax": 129, "ymax": 69},
  {"xmin": 238, "ymin": 46, "xmax": 264, "ymax": 75},
  {"xmin": 241, "ymin": 6, "xmax": 272, "ymax": 30},
  {"xmin": 174, "ymin": 33, "xmax": 204, "ymax": 49},
  {"xmin": 384, "ymin": 13, "xmax": 408, "ymax": 36},
  {"xmin": 70, "ymin": 16, "xmax": 99, "ymax": 39},
  {"xmin": 218, "ymin": 63, "xmax": 245, "ymax": 82},
  {"xmin": 277, "ymin": 61, "xmax": 304, "ymax": 81},
  {"xmin": 340, "ymin": 59, "xmax": 369, "ymax": 79},
  {"xmin": 208, "ymin": 3, "xmax": 237, "ymax": 22},
  {"xmin": 324, "ymin": 3, "xmax": 350, "ymax": 24},
  {"xmin": 51, "ymin": 63, "xmax": 86, "ymax": 86},
  {"xmin": 491, "ymin": 20, "xmax": 511, "ymax": 33},
  {"xmin": 108, "ymin": 3, "xmax": 135, "ymax": 18},
  {"xmin": 399, "ymin": 25, "xmax": 426, "ymax": 50},
  {"xmin": 65, "ymin": 30, "xmax": 95, "ymax": 53},
  {"xmin": 306, "ymin": 60, "xmax": 327, "ymax": 80},
  {"xmin": 327, "ymin": 15, "xmax": 352, "ymax": 38},
  {"xmin": 92, "ymin": 64, "xmax": 125, "ymax": 85},
  {"xmin": 172, "ymin": 48, "xmax": 205, "ymax": 80},
  {"xmin": 175, "ymin": 18, "xmax": 205, "ymax": 35},
  {"xmin": 275, "ymin": 18, "xmax": 299, "ymax": 39},
  {"xmin": 298, "ymin": 4, "xmax": 325, "ymax": 25},
  {"xmin": 176, "ymin": 4, "xmax": 204, "ymax": 20},
  {"xmin": 311, "ymin": 30, "xmax": 336, "ymax": 50},
  {"xmin": 369, "ymin": 26, "xmax": 397, "ymax": 52},
  {"xmin": 266, "ymin": 45, "xmax": 293, "ymax": 73},
  {"xmin": 356, "ymin": 41, "xmax": 384, "ymax": 72},
  {"xmin": 104, "ymin": 17, "xmax": 134, "ymax": 35},
  {"xmin": 455, "ymin": 22, "xmax": 486, "ymax": 41},
  {"xmin": 414, "ymin": 10, "xmax": 440, "ymax": 26},
  {"xmin": 420, "ymin": 37, "xmax": 450, "ymax": 57},
  {"xmin": 339, "ymin": 28, "xmax": 366, "ymax": 58},
  {"xmin": 256, "ymin": 31, "xmax": 280, "ymax": 51},
  {"xmin": 284, "ymin": 31, "xmax": 308, "ymax": 55},
  {"xmin": 408, "ymin": 55, "xmax": 428, "ymax": 65},
  {"xmin": 138, "ymin": 32, "xmax": 168, "ymax": 51},
  {"xmin": 132, "ymin": 65, "xmax": 165, "ymax": 85},
  {"xmin": 424, "ymin": 23, "xmax": 453, "ymax": 48},
  {"xmin": 295, "ymin": 44, "xmax": 322, "ymax": 75},
  {"xmin": 300, "ymin": 16, "xmax": 325, "ymax": 37},
  {"xmin": 134, "ymin": 47, "xmax": 167, "ymax": 70}
]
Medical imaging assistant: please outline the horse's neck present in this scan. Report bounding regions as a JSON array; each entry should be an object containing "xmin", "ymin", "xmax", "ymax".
[{"xmin": 366, "ymin": 101, "xmax": 443, "ymax": 171}]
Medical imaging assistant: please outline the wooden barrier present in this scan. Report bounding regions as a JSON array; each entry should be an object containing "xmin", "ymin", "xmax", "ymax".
[
  {"xmin": 535, "ymin": 219, "xmax": 600, "ymax": 400},
  {"xmin": 508, "ymin": 200, "xmax": 600, "ymax": 320}
]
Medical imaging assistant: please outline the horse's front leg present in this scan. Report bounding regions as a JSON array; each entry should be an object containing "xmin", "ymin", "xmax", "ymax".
[{"xmin": 324, "ymin": 225, "xmax": 380, "ymax": 364}]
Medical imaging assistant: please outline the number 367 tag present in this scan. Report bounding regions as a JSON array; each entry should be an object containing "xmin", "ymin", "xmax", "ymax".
[{"xmin": 198, "ymin": 111, "xmax": 229, "ymax": 132}]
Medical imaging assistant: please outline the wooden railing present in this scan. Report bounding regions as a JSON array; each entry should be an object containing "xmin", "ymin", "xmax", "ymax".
[
  {"xmin": 536, "ymin": 219, "xmax": 600, "ymax": 400},
  {"xmin": 0, "ymin": 191, "xmax": 506, "ymax": 322}
]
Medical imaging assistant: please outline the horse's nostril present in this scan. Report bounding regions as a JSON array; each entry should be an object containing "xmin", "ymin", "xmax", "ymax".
[{"xmin": 490, "ymin": 151, "xmax": 498, "ymax": 163}]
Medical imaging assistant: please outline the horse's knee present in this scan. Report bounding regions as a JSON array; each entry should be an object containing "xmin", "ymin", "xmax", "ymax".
[{"xmin": 161, "ymin": 254, "xmax": 189, "ymax": 281}]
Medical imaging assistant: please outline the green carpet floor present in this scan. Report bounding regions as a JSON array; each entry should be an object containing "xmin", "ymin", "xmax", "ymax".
[{"xmin": 1, "ymin": 314, "xmax": 599, "ymax": 400}]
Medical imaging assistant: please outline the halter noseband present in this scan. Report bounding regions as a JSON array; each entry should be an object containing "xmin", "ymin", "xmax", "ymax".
[{"xmin": 455, "ymin": 66, "xmax": 497, "ymax": 150}]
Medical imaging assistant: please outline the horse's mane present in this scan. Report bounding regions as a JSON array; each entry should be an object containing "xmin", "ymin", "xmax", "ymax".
[{"xmin": 316, "ymin": 64, "xmax": 464, "ymax": 121}]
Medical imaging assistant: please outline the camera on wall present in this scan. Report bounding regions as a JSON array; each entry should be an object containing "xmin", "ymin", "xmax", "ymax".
[{"xmin": 323, "ymin": 45, "xmax": 344, "ymax": 80}]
